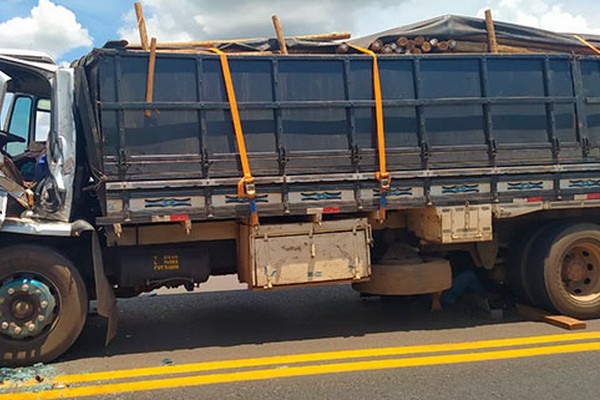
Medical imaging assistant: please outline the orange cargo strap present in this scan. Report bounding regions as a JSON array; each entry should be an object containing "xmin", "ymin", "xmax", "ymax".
[
  {"xmin": 348, "ymin": 44, "xmax": 390, "ymax": 222},
  {"xmin": 210, "ymin": 48, "xmax": 259, "ymax": 226},
  {"xmin": 573, "ymin": 35, "xmax": 600, "ymax": 56}
]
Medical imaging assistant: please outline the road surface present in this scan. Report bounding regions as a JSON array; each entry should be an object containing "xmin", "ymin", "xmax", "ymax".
[{"xmin": 1, "ymin": 275, "xmax": 599, "ymax": 399}]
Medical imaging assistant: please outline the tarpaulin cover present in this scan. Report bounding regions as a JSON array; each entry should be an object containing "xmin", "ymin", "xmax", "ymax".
[
  {"xmin": 106, "ymin": 14, "xmax": 600, "ymax": 54},
  {"xmin": 348, "ymin": 14, "xmax": 600, "ymax": 51}
]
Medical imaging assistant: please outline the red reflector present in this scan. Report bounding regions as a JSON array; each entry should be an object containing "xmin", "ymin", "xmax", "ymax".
[
  {"xmin": 323, "ymin": 207, "xmax": 340, "ymax": 214},
  {"xmin": 527, "ymin": 196, "xmax": 543, "ymax": 203},
  {"xmin": 587, "ymin": 193, "xmax": 600, "ymax": 200},
  {"xmin": 169, "ymin": 214, "xmax": 189, "ymax": 222}
]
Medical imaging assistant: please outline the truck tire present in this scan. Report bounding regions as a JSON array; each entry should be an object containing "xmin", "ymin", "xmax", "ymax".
[
  {"xmin": 526, "ymin": 223, "xmax": 600, "ymax": 319},
  {"xmin": 0, "ymin": 245, "xmax": 88, "ymax": 366},
  {"xmin": 507, "ymin": 221, "xmax": 570, "ymax": 304}
]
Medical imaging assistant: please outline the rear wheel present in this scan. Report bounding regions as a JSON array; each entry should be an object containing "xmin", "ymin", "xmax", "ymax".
[
  {"xmin": 0, "ymin": 245, "xmax": 88, "ymax": 366},
  {"xmin": 526, "ymin": 223, "xmax": 600, "ymax": 319},
  {"xmin": 507, "ymin": 221, "xmax": 570, "ymax": 303}
]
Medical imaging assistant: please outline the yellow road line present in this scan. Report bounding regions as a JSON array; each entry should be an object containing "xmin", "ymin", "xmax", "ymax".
[
  {"xmin": 4, "ymin": 341, "xmax": 600, "ymax": 400},
  {"xmin": 34, "ymin": 331, "xmax": 600, "ymax": 386}
]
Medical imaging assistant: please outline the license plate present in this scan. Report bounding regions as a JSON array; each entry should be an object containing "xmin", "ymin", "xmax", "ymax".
[{"xmin": 0, "ymin": 191, "xmax": 7, "ymax": 226}]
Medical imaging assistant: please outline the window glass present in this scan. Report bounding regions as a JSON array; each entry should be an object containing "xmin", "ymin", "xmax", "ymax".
[
  {"xmin": 7, "ymin": 96, "xmax": 32, "ymax": 155},
  {"xmin": 0, "ymin": 92, "xmax": 13, "ymax": 131},
  {"xmin": 34, "ymin": 98, "xmax": 51, "ymax": 142}
]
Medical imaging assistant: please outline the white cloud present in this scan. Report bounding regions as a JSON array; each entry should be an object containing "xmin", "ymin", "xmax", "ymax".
[
  {"xmin": 0, "ymin": 0, "xmax": 93, "ymax": 59},
  {"xmin": 118, "ymin": 0, "xmax": 407, "ymax": 44},
  {"xmin": 120, "ymin": 0, "xmax": 600, "ymax": 45},
  {"xmin": 478, "ymin": 0, "xmax": 600, "ymax": 34}
]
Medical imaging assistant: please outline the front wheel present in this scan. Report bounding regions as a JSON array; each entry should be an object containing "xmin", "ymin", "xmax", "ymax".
[
  {"xmin": 0, "ymin": 245, "xmax": 88, "ymax": 366},
  {"xmin": 526, "ymin": 223, "xmax": 600, "ymax": 319}
]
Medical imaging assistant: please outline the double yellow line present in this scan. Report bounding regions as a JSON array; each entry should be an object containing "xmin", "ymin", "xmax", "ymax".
[{"xmin": 3, "ymin": 332, "xmax": 600, "ymax": 399}]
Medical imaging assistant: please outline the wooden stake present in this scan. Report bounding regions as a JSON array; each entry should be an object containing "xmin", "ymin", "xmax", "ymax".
[
  {"xmin": 271, "ymin": 15, "xmax": 288, "ymax": 54},
  {"xmin": 485, "ymin": 9, "xmax": 499, "ymax": 54},
  {"xmin": 145, "ymin": 37, "xmax": 157, "ymax": 118},
  {"xmin": 134, "ymin": 2, "xmax": 150, "ymax": 52}
]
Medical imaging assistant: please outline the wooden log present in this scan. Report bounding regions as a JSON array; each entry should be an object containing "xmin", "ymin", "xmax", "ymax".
[
  {"xmin": 414, "ymin": 36, "xmax": 425, "ymax": 46},
  {"xmin": 127, "ymin": 32, "xmax": 351, "ymax": 49},
  {"xmin": 134, "ymin": 2, "xmax": 150, "ymax": 51},
  {"xmin": 485, "ymin": 9, "xmax": 499, "ymax": 53},
  {"xmin": 271, "ymin": 15, "xmax": 288, "ymax": 55},
  {"xmin": 421, "ymin": 41, "xmax": 432, "ymax": 53},
  {"xmin": 436, "ymin": 41, "xmax": 449, "ymax": 51},
  {"xmin": 370, "ymin": 39, "xmax": 383, "ymax": 52},
  {"xmin": 145, "ymin": 37, "xmax": 157, "ymax": 118},
  {"xmin": 337, "ymin": 43, "xmax": 349, "ymax": 53},
  {"xmin": 396, "ymin": 37, "xmax": 409, "ymax": 47},
  {"xmin": 382, "ymin": 44, "xmax": 394, "ymax": 54}
]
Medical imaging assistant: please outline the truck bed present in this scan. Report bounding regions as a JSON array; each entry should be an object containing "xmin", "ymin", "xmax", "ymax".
[{"xmin": 80, "ymin": 48, "xmax": 600, "ymax": 225}]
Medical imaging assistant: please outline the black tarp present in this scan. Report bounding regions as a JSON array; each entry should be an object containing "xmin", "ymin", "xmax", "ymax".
[
  {"xmin": 348, "ymin": 14, "xmax": 600, "ymax": 51},
  {"xmin": 106, "ymin": 14, "xmax": 600, "ymax": 55}
]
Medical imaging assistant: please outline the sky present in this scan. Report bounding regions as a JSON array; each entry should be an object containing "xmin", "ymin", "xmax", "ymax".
[{"xmin": 1, "ymin": 0, "xmax": 600, "ymax": 62}]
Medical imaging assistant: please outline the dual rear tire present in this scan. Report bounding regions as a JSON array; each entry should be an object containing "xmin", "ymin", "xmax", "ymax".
[{"xmin": 510, "ymin": 222, "xmax": 600, "ymax": 319}]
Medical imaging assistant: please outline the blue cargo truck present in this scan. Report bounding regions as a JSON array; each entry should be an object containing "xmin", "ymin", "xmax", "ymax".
[{"xmin": 2, "ymin": 40, "xmax": 600, "ymax": 366}]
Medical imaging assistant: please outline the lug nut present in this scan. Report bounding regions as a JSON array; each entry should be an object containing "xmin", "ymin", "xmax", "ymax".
[
  {"xmin": 1, "ymin": 322, "xmax": 8, "ymax": 330},
  {"xmin": 40, "ymin": 300, "xmax": 48, "ymax": 309},
  {"xmin": 14, "ymin": 326, "xmax": 22, "ymax": 334},
  {"xmin": 38, "ymin": 315, "xmax": 45, "ymax": 322},
  {"xmin": 27, "ymin": 323, "xmax": 36, "ymax": 332},
  {"xmin": 7, "ymin": 288, "xmax": 15, "ymax": 295},
  {"xmin": 21, "ymin": 284, "xmax": 30, "ymax": 292}
]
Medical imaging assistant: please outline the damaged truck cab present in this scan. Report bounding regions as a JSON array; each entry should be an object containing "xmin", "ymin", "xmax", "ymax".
[{"xmin": 0, "ymin": 52, "xmax": 115, "ymax": 366}]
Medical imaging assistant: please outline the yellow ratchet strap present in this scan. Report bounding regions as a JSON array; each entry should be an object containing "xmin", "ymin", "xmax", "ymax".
[
  {"xmin": 573, "ymin": 35, "xmax": 600, "ymax": 55},
  {"xmin": 348, "ymin": 44, "xmax": 390, "ymax": 222},
  {"xmin": 210, "ymin": 48, "xmax": 259, "ymax": 226}
]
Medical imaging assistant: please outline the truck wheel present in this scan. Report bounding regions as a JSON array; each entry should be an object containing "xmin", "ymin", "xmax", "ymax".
[
  {"xmin": 507, "ymin": 221, "xmax": 569, "ymax": 303},
  {"xmin": 0, "ymin": 245, "xmax": 88, "ymax": 366},
  {"xmin": 526, "ymin": 223, "xmax": 600, "ymax": 319}
]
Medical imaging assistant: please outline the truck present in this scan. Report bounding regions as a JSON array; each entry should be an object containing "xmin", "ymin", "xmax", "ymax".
[{"xmin": 2, "ymin": 29, "xmax": 600, "ymax": 366}]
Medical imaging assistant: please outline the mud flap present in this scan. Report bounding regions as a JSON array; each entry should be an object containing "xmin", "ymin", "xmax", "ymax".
[
  {"xmin": 71, "ymin": 220, "xmax": 118, "ymax": 345},
  {"xmin": 91, "ymin": 231, "xmax": 118, "ymax": 345}
]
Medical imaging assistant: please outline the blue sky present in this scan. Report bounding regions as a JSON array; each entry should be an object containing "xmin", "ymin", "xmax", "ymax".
[
  {"xmin": 0, "ymin": 0, "xmax": 131, "ymax": 60},
  {"xmin": 1, "ymin": 0, "xmax": 600, "ymax": 62}
]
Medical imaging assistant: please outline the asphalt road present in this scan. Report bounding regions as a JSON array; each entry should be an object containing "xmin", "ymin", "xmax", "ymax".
[{"xmin": 2, "ymin": 275, "xmax": 600, "ymax": 399}]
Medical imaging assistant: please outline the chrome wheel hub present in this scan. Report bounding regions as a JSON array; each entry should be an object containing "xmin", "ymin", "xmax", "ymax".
[{"xmin": 0, "ymin": 278, "xmax": 57, "ymax": 339}]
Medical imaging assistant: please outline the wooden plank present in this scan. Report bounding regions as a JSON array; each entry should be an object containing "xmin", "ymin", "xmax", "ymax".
[
  {"xmin": 544, "ymin": 315, "xmax": 587, "ymax": 330},
  {"xmin": 271, "ymin": 15, "xmax": 288, "ymax": 55},
  {"xmin": 516, "ymin": 304, "xmax": 587, "ymax": 330},
  {"xmin": 134, "ymin": 2, "xmax": 150, "ymax": 51}
]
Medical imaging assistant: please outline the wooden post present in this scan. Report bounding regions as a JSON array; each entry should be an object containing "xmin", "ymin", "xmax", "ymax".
[
  {"xmin": 271, "ymin": 15, "xmax": 288, "ymax": 54},
  {"xmin": 145, "ymin": 37, "xmax": 157, "ymax": 118},
  {"xmin": 485, "ymin": 9, "xmax": 499, "ymax": 54},
  {"xmin": 134, "ymin": 2, "xmax": 150, "ymax": 51}
]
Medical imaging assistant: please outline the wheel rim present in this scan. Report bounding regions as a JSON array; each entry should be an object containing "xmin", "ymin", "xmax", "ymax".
[
  {"xmin": 0, "ymin": 276, "xmax": 58, "ymax": 340},
  {"xmin": 560, "ymin": 241, "xmax": 600, "ymax": 302}
]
